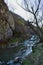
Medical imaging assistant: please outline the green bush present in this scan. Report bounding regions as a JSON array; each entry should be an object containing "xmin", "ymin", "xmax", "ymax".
[
  {"xmin": 8, "ymin": 37, "xmax": 24, "ymax": 43},
  {"xmin": 8, "ymin": 38, "xmax": 18, "ymax": 43},
  {"xmin": 23, "ymin": 60, "xmax": 30, "ymax": 65}
]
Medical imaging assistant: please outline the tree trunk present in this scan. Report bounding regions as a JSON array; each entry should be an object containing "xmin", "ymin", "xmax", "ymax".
[
  {"xmin": 39, "ymin": 35, "xmax": 43, "ymax": 42},
  {"xmin": 34, "ymin": 14, "xmax": 43, "ymax": 34}
]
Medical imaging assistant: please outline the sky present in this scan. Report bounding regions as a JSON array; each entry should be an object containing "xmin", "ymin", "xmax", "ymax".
[
  {"xmin": 4, "ymin": 0, "xmax": 34, "ymax": 21},
  {"xmin": 4, "ymin": 0, "xmax": 43, "ymax": 27}
]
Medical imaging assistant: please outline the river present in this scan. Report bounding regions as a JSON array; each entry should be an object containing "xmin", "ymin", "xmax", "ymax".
[{"xmin": 0, "ymin": 35, "xmax": 40, "ymax": 65}]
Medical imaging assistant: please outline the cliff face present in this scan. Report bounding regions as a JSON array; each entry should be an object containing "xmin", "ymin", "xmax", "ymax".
[
  {"xmin": 0, "ymin": 0, "xmax": 34, "ymax": 41},
  {"xmin": 0, "ymin": 0, "xmax": 16, "ymax": 41}
]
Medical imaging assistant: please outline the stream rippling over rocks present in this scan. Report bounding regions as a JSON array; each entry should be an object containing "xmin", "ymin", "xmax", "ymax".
[{"xmin": 0, "ymin": 35, "xmax": 40, "ymax": 65}]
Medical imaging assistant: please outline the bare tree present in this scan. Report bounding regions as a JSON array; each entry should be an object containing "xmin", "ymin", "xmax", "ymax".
[{"xmin": 17, "ymin": 0, "xmax": 43, "ymax": 42}]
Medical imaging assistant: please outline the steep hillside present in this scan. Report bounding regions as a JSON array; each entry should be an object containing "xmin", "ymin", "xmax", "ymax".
[
  {"xmin": 0, "ymin": 0, "xmax": 34, "ymax": 42},
  {"xmin": 0, "ymin": 0, "xmax": 34, "ymax": 45}
]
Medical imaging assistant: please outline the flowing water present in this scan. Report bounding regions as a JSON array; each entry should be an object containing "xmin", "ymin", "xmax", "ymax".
[{"xmin": 0, "ymin": 35, "xmax": 40, "ymax": 65}]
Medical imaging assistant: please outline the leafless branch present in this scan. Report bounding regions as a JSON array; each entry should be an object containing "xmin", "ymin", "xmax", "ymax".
[
  {"xmin": 16, "ymin": 0, "xmax": 33, "ymax": 14},
  {"xmin": 35, "ymin": 0, "xmax": 41, "ymax": 14}
]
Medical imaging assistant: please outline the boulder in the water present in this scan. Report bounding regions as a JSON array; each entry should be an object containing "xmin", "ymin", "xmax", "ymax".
[{"xmin": 14, "ymin": 57, "xmax": 21, "ymax": 62}]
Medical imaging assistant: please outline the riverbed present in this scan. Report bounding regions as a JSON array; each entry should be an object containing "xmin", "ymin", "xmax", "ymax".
[{"xmin": 0, "ymin": 35, "xmax": 40, "ymax": 65}]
